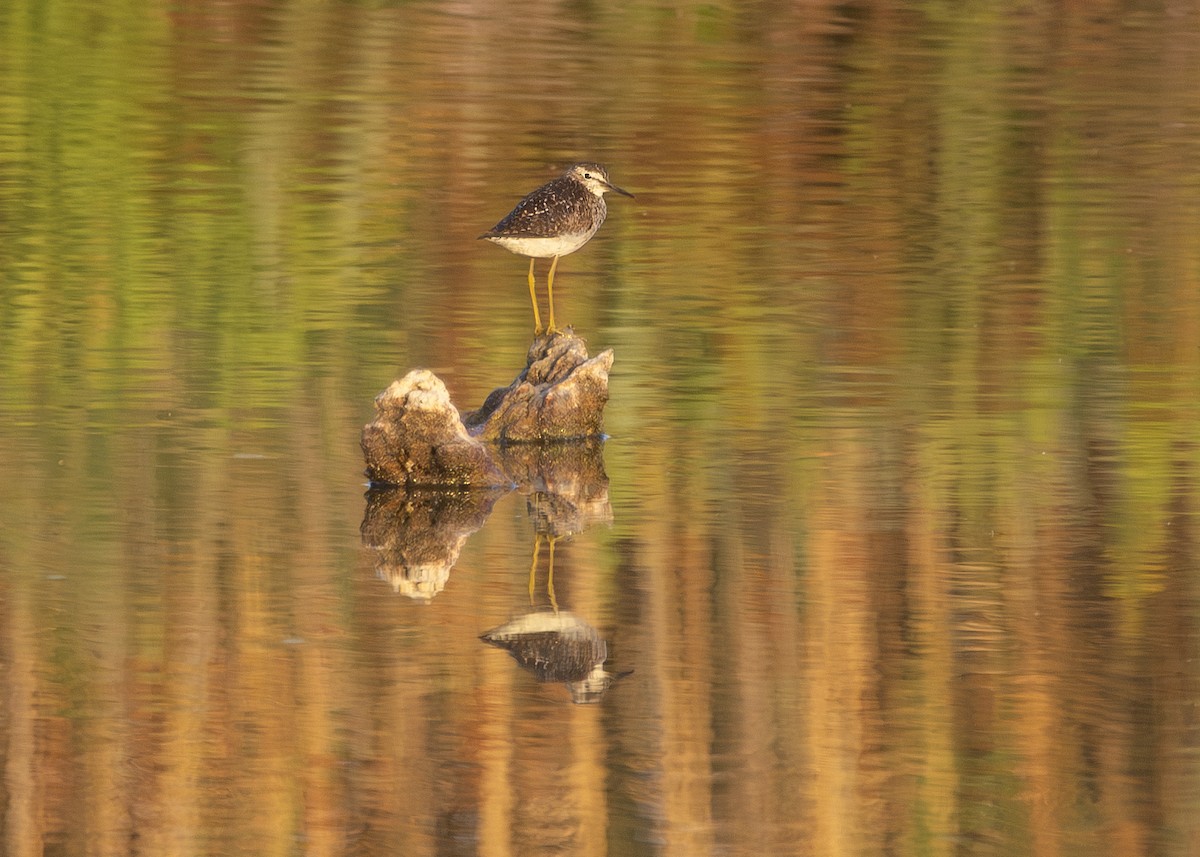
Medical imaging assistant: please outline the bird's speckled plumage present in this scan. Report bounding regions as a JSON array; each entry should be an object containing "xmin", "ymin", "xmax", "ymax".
[{"xmin": 480, "ymin": 162, "xmax": 632, "ymax": 258}]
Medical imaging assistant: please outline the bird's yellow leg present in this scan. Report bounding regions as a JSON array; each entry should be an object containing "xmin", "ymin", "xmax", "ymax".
[
  {"xmin": 546, "ymin": 256, "xmax": 560, "ymax": 335},
  {"xmin": 527, "ymin": 258, "xmax": 543, "ymax": 335}
]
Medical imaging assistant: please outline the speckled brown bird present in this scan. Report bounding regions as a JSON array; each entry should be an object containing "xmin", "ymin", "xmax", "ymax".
[{"xmin": 480, "ymin": 162, "xmax": 634, "ymax": 335}]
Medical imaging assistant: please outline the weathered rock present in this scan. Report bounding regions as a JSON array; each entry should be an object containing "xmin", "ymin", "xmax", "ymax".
[
  {"xmin": 462, "ymin": 331, "xmax": 613, "ymax": 444},
  {"xmin": 361, "ymin": 370, "xmax": 508, "ymax": 488},
  {"xmin": 362, "ymin": 331, "xmax": 613, "ymax": 487}
]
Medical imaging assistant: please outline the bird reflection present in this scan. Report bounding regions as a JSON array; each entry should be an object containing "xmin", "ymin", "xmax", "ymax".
[
  {"xmin": 525, "ymin": 486, "xmax": 597, "ymax": 612},
  {"xmin": 480, "ymin": 610, "xmax": 622, "ymax": 704}
]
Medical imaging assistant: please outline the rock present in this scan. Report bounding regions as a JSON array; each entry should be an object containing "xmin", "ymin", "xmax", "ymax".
[
  {"xmin": 361, "ymin": 370, "xmax": 509, "ymax": 488},
  {"xmin": 462, "ymin": 331, "xmax": 613, "ymax": 444},
  {"xmin": 361, "ymin": 331, "xmax": 613, "ymax": 487}
]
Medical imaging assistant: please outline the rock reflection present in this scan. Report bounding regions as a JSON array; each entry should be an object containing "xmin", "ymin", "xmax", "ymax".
[
  {"xmin": 498, "ymin": 438, "xmax": 613, "ymax": 537},
  {"xmin": 480, "ymin": 610, "xmax": 621, "ymax": 704},
  {"xmin": 362, "ymin": 434, "xmax": 623, "ymax": 703},
  {"xmin": 361, "ymin": 487, "xmax": 504, "ymax": 600},
  {"xmin": 361, "ymin": 437, "xmax": 612, "ymax": 601}
]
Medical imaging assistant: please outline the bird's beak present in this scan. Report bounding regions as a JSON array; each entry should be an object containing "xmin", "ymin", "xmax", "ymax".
[{"xmin": 603, "ymin": 180, "xmax": 635, "ymax": 199}]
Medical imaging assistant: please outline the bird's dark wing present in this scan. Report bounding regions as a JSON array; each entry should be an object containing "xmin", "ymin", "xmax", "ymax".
[{"xmin": 483, "ymin": 182, "xmax": 580, "ymax": 238}]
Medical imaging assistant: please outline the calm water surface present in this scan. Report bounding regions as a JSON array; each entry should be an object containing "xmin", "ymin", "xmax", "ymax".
[{"xmin": 2, "ymin": 2, "xmax": 1200, "ymax": 856}]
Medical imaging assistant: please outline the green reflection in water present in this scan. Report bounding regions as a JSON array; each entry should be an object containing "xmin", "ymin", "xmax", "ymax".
[{"xmin": 1, "ymin": 1, "xmax": 1199, "ymax": 856}]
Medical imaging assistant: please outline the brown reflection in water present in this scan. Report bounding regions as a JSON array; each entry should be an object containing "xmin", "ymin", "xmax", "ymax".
[
  {"xmin": 2, "ymin": 1, "xmax": 1200, "ymax": 856},
  {"xmin": 362, "ymin": 487, "xmax": 506, "ymax": 600},
  {"xmin": 605, "ymin": 413, "xmax": 1200, "ymax": 857},
  {"xmin": 361, "ymin": 437, "xmax": 611, "ymax": 602}
]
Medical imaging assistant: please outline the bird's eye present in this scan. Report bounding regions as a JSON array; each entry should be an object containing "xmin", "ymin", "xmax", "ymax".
[{"xmin": 584, "ymin": 172, "xmax": 592, "ymax": 179}]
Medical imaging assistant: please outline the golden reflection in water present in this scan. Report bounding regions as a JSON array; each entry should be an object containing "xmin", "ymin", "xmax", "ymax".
[{"xmin": 2, "ymin": 0, "xmax": 1200, "ymax": 856}]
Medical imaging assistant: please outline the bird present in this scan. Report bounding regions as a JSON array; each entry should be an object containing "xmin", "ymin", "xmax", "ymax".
[{"xmin": 479, "ymin": 162, "xmax": 634, "ymax": 335}]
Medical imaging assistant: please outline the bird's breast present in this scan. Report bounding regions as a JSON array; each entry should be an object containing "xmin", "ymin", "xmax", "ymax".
[{"xmin": 484, "ymin": 229, "xmax": 599, "ymax": 259}]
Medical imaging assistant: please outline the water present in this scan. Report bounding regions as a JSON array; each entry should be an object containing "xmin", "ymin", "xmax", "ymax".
[{"xmin": 3, "ymin": 2, "xmax": 1200, "ymax": 855}]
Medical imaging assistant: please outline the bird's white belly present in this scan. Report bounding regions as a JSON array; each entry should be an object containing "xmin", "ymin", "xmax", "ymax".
[{"xmin": 487, "ymin": 231, "xmax": 596, "ymax": 259}]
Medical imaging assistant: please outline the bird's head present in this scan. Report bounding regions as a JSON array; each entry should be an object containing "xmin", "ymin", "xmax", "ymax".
[{"xmin": 568, "ymin": 163, "xmax": 634, "ymax": 199}]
